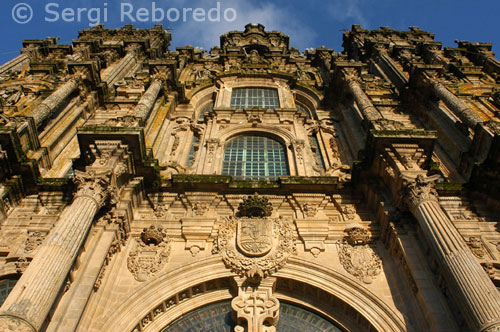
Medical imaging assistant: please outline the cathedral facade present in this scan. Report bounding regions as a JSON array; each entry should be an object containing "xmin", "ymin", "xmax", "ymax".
[{"xmin": 0, "ymin": 23, "xmax": 499, "ymax": 332}]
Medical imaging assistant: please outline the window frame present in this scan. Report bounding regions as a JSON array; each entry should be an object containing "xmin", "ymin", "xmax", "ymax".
[
  {"xmin": 230, "ymin": 87, "xmax": 280, "ymax": 110},
  {"xmin": 221, "ymin": 134, "xmax": 289, "ymax": 181}
]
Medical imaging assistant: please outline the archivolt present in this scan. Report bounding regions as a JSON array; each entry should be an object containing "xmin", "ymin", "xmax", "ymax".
[{"xmin": 99, "ymin": 257, "xmax": 408, "ymax": 332}]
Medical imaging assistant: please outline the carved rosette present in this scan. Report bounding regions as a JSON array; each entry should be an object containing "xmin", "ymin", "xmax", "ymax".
[
  {"xmin": 339, "ymin": 227, "xmax": 381, "ymax": 284},
  {"xmin": 127, "ymin": 226, "xmax": 171, "ymax": 282},
  {"xmin": 213, "ymin": 216, "xmax": 296, "ymax": 278},
  {"xmin": 73, "ymin": 170, "xmax": 112, "ymax": 209}
]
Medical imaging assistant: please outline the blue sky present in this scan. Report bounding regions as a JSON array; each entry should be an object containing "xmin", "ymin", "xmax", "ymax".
[{"xmin": 0, "ymin": 0, "xmax": 499, "ymax": 64}]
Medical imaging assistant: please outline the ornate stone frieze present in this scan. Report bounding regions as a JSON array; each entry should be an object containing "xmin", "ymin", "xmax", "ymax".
[
  {"xmin": 127, "ymin": 226, "xmax": 171, "ymax": 282},
  {"xmin": 339, "ymin": 227, "xmax": 382, "ymax": 284},
  {"xmin": 213, "ymin": 216, "xmax": 296, "ymax": 278}
]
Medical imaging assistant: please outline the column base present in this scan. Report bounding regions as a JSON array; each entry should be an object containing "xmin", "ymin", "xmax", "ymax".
[
  {"xmin": 482, "ymin": 321, "xmax": 500, "ymax": 332},
  {"xmin": 0, "ymin": 315, "xmax": 36, "ymax": 332}
]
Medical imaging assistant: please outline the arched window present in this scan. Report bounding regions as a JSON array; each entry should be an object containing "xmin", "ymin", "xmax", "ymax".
[
  {"xmin": 230, "ymin": 88, "xmax": 280, "ymax": 109},
  {"xmin": 222, "ymin": 135, "xmax": 289, "ymax": 180},
  {"xmin": 0, "ymin": 279, "xmax": 17, "ymax": 306}
]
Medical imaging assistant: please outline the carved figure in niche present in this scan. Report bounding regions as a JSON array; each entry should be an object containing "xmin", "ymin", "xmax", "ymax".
[{"xmin": 338, "ymin": 226, "xmax": 381, "ymax": 284}]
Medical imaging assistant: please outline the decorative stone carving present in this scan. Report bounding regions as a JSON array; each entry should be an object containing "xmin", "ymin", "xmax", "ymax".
[
  {"xmin": 291, "ymin": 139, "xmax": 305, "ymax": 165},
  {"xmin": 24, "ymin": 231, "xmax": 47, "ymax": 253},
  {"xmin": 73, "ymin": 170, "xmax": 112, "ymax": 209},
  {"xmin": 15, "ymin": 257, "xmax": 30, "ymax": 274},
  {"xmin": 213, "ymin": 216, "xmax": 296, "ymax": 278},
  {"xmin": 467, "ymin": 237, "xmax": 486, "ymax": 258},
  {"xmin": 127, "ymin": 226, "xmax": 171, "ymax": 282},
  {"xmin": 238, "ymin": 193, "xmax": 273, "ymax": 218},
  {"xmin": 192, "ymin": 202, "xmax": 209, "ymax": 216},
  {"xmin": 237, "ymin": 218, "xmax": 273, "ymax": 257},
  {"xmin": 205, "ymin": 138, "xmax": 220, "ymax": 164},
  {"xmin": 342, "ymin": 204, "xmax": 358, "ymax": 220},
  {"xmin": 232, "ymin": 283, "xmax": 279, "ymax": 332},
  {"xmin": 302, "ymin": 203, "xmax": 318, "ymax": 217},
  {"xmin": 339, "ymin": 227, "xmax": 381, "ymax": 284},
  {"xmin": 402, "ymin": 174, "xmax": 441, "ymax": 209}
]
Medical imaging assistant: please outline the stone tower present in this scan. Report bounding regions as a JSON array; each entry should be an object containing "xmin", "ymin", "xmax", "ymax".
[{"xmin": 0, "ymin": 23, "xmax": 499, "ymax": 332}]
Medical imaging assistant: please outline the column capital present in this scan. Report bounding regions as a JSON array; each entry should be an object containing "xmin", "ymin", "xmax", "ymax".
[
  {"xmin": 402, "ymin": 174, "xmax": 440, "ymax": 210},
  {"xmin": 73, "ymin": 170, "xmax": 112, "ymax": 209}
]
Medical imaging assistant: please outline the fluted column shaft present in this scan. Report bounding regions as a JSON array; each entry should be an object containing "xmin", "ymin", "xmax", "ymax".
[
  {"xmin": 0, "ymin": 54, "xmax": 29, "ymax": 75},
  {"xmin": 407, "ymin": 183, "xmax": 500, "ymax": 332},
  {"xmin": 426, "ymin": 77, "xmax": 483, "ymax": 129},
  {"xmin": 0, "ymin": 172, "xmax": 110, "ymax": 332},
  {"xmin": 134, "ymin": 79, "xmax": 163, "ymax": 124},
  {"xmin": 32, "ymin": 78, "xmax": 79, "ymax": 128},
  {"xmin": 344, "ymin": 77, "xmax": 383, "ymax": 122},
  {"xmin": 102, "ymin": 52, "xmax": 138, "ymax": 87}
]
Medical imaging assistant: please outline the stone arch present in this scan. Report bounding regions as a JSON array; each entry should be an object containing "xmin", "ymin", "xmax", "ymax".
[
  {"xmin": 187, "ymin": 85, "xmax": 217, "ymax": 120},
  {"xmin": 293, "ymin": 87, "xmax": 321, "ymax": 120},
  {"xmin": 99, "ymin": 257, "xmax": 408, "ymax": 332}
]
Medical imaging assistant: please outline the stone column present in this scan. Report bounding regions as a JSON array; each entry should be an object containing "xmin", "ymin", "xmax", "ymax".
[
  {"xmin": 134, "ymin": 79, "xmax": 163, "ymax": 125},
  {"xmin": 425, "ymin": 75, "xmax": 483, "ymax": 129},
  {"xmin": 0, "ymin": 54, "xmax": 29, "ymax": 75},
  {"xmin": 0, "ymin": 170, "xmax": 111, "ymax": 332},
  {"xmin": 101, "ymin": 51, "xmax": 138, "ymax": 87},
  {"xmin": 342, "ymin": 69, "xmax": 383, "ymax": 122},
  {"xmin": 31, "ymin": 78, "xmax": 80, "ymax": 128},
  {"xmin": 374, "ymin": 48, "xmax": 408, "ymax": 90},
  {"xmin": 405, "ymin": 175, "xmax": 500, "ymax": 332}
]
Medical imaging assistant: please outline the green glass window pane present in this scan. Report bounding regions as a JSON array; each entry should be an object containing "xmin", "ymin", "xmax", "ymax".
[
  {"xmin": 222, "ymin": 136, "xmax": 289, "ymax": 180},
  {"xmin": 186, "ymin": 135, "xmax": 200, "ymax": 167},
  {"xmin": 230, "ymin": 88, "xmax": 280, "ymax": 109},
  {"xmin": 0, "ymin": 279, "xmax": 17, "ymax": 307}
]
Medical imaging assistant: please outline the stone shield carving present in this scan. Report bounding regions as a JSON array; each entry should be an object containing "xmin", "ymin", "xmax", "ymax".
[
  {"xmin": 127, "ymin": 226, "xmax": 171, "ymax": 282},
  {"xmin": 214, "ymin": 217, "xmax": 296, "ymax": 278},
  {"xmin": 339, "ymin": 227, "xmax": 381, "ymax": 284},
  {"xmin": 237, "ymin": 218, "xmax": 273, "ymax": 257}
]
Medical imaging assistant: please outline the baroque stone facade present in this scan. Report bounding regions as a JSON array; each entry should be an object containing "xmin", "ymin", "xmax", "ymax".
[{"xmin": 0, "ymin": 23, "xmax": 499, "ymax": 332}]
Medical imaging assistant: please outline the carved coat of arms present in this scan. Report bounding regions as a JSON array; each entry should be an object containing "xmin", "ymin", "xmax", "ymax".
[
  {"xmin": 237, "ymin": 218, "xmax": 273, "ymax": 257},
  {"xmin": 127, "ymin": 226, "xmax": 171, "ymax": 282},
  {"xmin": 338, "ymin": 227, "xmax": 381, "ymax": 284},
  {"xmin": 213, "ymin": 216, "xmax": 295, "ymax": 279}
]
